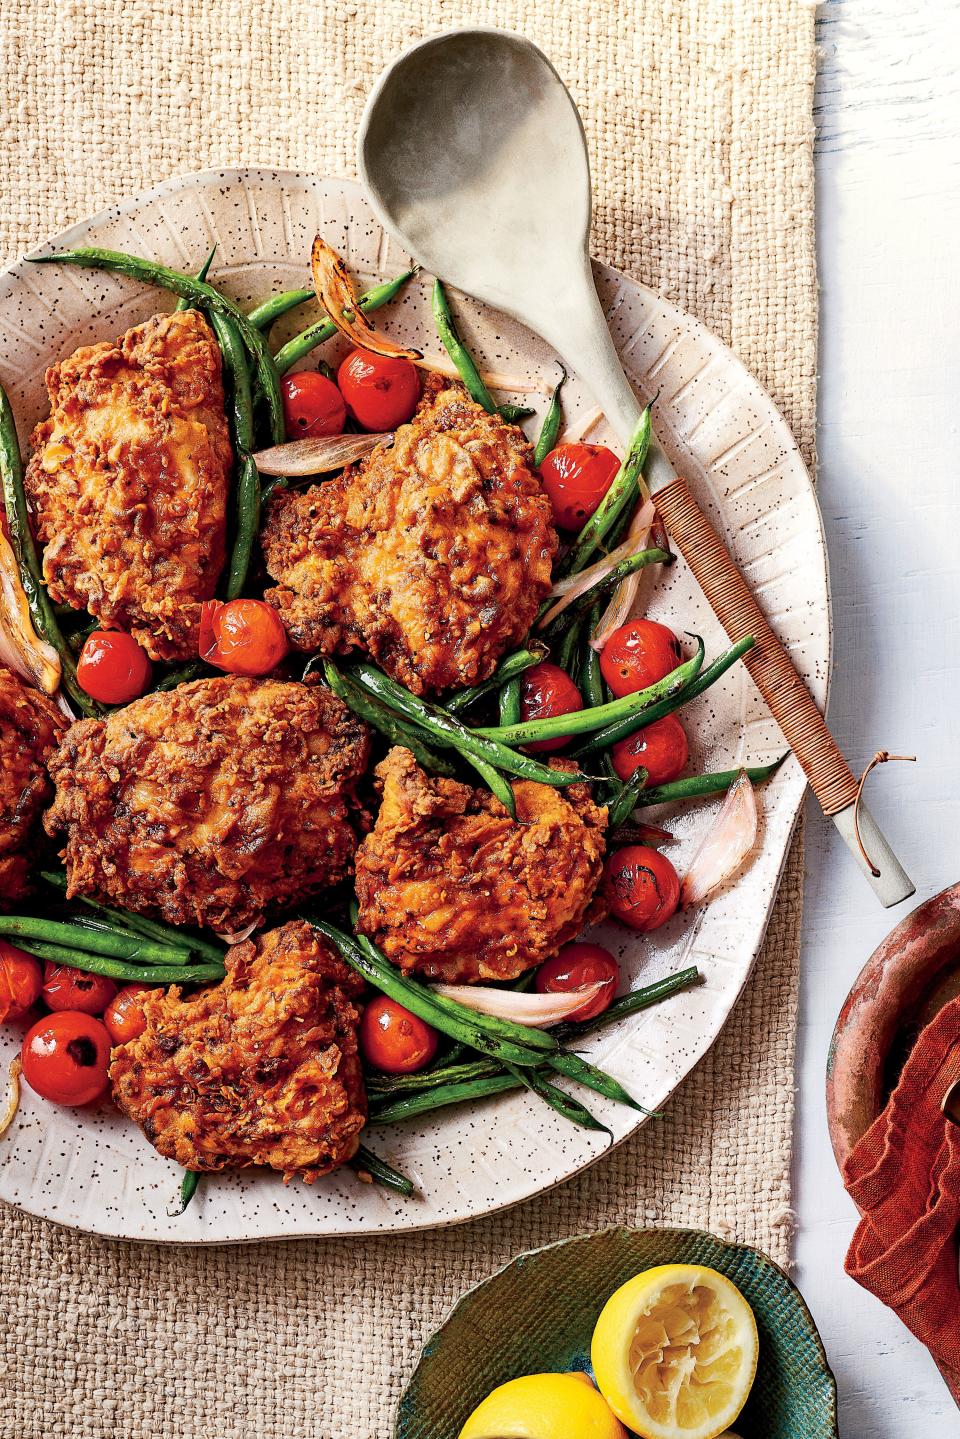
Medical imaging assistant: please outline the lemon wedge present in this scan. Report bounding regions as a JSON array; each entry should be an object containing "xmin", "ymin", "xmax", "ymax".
[
  {"xmin": 458, "ymin": 1371, "xmax": 629, "ymax": 1439},
  {"xmin": 591, "ymin": 1265, "xmax": 758, "ymax": 1439}
]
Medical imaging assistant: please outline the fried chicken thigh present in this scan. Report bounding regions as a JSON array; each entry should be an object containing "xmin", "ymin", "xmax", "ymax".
[
  {"xmin": 261, "ymin": 374, "xmax": 557, "ymax": 695},
  {"xmin": 25, "ymin": 309, "xmax": 232, "ymax": 661},
  {"xmin": 44, "ymin": 676, "xmax": 369, "ymax": 932},
  {"xmin": 355, "ymin": 746, "xmax": 607, "ymax": 983},
  {"xmin": 0, "ymin": 666, "xmax": 65, "ymax": 904},
  {"xmin": 110, "ymin": 921, "xmax": 367, "ymax": 1181}
]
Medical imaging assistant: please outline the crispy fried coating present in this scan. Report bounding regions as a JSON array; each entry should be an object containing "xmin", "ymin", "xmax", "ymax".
[
  {"xmin": 261, "ymin": 373, "xmax": 557, "ymax": 695},
  {"xmin": 24, "ymin": 309, "xmax": 231, "ymax": 661},
  {"xmin": 110, "ymin": 921, "xmax": 367, "ymax": 1181},
  {"xmin": 44, "ymin": 676, "xmax": 369, "ymax": 932},
  {"xmin": 355, "ymin": 746, "xmax": 607, "ymax": 983},
  {"xmin": 0, "ymin": 665, "xmax": 66, "ymax": 904}
]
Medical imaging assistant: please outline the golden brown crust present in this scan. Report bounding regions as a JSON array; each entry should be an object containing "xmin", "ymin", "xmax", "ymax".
[
  {"xmin": 24, "ymin": 309, "xmax": 232, "ymax": 661},
  {"xmin": 110, "ymin": 920, "xmax": 367, "ymax": 1181},
  {"xmin": 44, "ymin": 676, "xmax": 369, "ymax": 932},
  {"xmin": 261, "ymin": 373, "xmax": 557, "ymax": 695},
  {"xmin": 0, "ymin": 665, "xmax": 66, "ymax": 905},
  {"xmin": 354, "ymin": 746, "xmax": 607, "ymax": 983}
]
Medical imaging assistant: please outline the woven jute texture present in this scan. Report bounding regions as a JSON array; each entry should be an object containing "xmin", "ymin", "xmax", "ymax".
[{"xmin": 0, "ymin": 2, "xmax": 817, "ymax": 1435}]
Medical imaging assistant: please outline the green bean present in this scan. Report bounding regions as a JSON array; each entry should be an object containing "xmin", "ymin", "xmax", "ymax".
[
  {"xmin": 464, "ymin": 752, "xmax": 517, "ymax": 819},
  {"xmin": 273, "ymin": 269, "xmax": 418, "ymax": 376},
  {"xmin": 444, "ymin": 646, "xmax": 547, "ymax": 716},
  {"xmin": 369, "ymin": 1074, "xmax": 521, "ymax": 1126},
  {"xmin": 0, "ymin": 383, "xmax": 96, "ymax": 716},
  {"xmin": 208, "ymin": 309, "xmax": 261, "ymax": 601},
  {"xmin": 347, "ymin": 661, "xmax": 589, "ymax": 788},
  {"xmin": 14, "ymin": 940, "xmax": 224, "ymax": 985},
  {"xmin": 545, "ymin": 1050, "xmax": 650, "ymax": 1114},
  {"xmin": 30, "ymin": 249, "xmax": 285, "ymax": 446},
  {"xmin": 176, "ymin": 1171, "xmax": 202, "ymax": 1212},
  {"xmin": 247, "ymin": 287, "xmax": 314, "ymax": 331},
  {"xmin": 498, "ymin": 404, "xmax": 534, "ymax": 424},
  {"xmin": 573, "ymin": 636, "xmax": 755, "ymax": 757},
  {"xmin": 210, "ymin": 312, "xmax": 254, "ymax": 450},
  {"xmin": 0, "ymin": 914, "xmax": 195, "ymax": 965},
  {"xmin": 607, "ymin": 767, "xmax": 650, "ymax": 828},
  {"xmin": 367, "ymin": 1057, "xmax": 503, "ymax": 1098},
  {"xmin": 322, "ymin": 662, "xmax": 456, "ymax": 776},
  {"xmin": 351, "ymin": 1144, "xmax": 416, "ymax": 1197},
  {"xmin": 632, "ymin": 754, "xmax": 788, "ymax": 808},
  {"xmin": 432, "ymin": 279, "xmax": 497, "ymax": 412},
  {"xmin": 504, "ymin": 1061, "xmax": 611, "ymax": 1136},
  {"xmin": 556, "ymin": 612, "xmax": 586, "ymax": 676},
  {"xmin": 154, "ymin": 661, "xmax": 205, "ymax": 692},
  {"xmin": 224, "ymin": 455, "xmax": 261, "ymax": 599},
  {"xmin": 558, "ymin": 406, "xmax": 652, "ymax": 577},
  {"xmin": 555, "ymin": 966, "xmax": 701, "ymax": 1042},
  {"xmin": 174, "ymin": 244, "xmax": 217, "ymax": 311},
  {"xmin": 541, "ymin": 549, "xmax": 671, "ymax": 640},
  {"xmin": 477, "ymin": 638, "xmax": 704, "ymax": 747},
  {"xmin": 499, "ymin": 676, "xmax": 522, "ymax": 726},
  {"xmin": 579, "ymin": 608, "xmax": 605, "ymax": 707},
  {"xmin": 39, "ymin": 871, "xmax": 226, "ymax": 963},
  {"xmin": 533, "ymin": 368, "xmax": 566, "ymax": 467}
]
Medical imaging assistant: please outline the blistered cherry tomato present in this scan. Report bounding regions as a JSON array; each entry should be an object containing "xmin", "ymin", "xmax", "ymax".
[
  {"xmin": 360, "ymin": 996, "xmax": 439, "ymax": 1074},
  {"xmin": 103, "ymin": 983, "xmax": 152, "ymax": 1047},
  {"xmin": 519, "ymin": 661, "xmax": 584, "ymax": 753},
  {"xmin": 535, "ymin": 942, "xmax": 619, "ymax": 1022},
  {"xmin": 600, "ymin": 618, "xmax": 683, "ymax": 698},
  {"xmin": 611, "ymin": 715, "xmax": 689, "ymax": 788},
  {"xmin": 42, "ymin": 962, "xmax": 117, "ymax": 1016},
  {"xmin": 280, "ymin": 370, "xmax": 347, "ymax": 438},
  {"xmin": 21, "ymin": 1011, "xmax": 112, "ymax": 1106},
  {"xmin": 199, "ymin": 598, "xmax": 289, "ymax": 676},
  {"xmin": 604, "ymin": 845, "xmax": 680, "ymax": 933},
  {"xmin": 337, "ymin": 349, "xmax": 420, "ymax": 431},
  {"xmin": 0, "ymin": 942, "xmax": 42, "ymax": 1023},
  {"xmin": 538, "ymin": 443, "xmax": 620, "ymax": 531},
  {"xmin": 77, "ymin": 630, "xmax": 152, "ymax": 705}
]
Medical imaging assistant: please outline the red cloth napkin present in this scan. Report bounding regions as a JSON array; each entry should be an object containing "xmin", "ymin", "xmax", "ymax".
[{"xmin": 844, "ymin": 994, "xmax": 960, "ymax": 1403}]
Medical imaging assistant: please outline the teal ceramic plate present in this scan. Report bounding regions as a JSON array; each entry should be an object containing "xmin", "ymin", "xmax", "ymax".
[{"xmin": 396, "ymin": 1227, "xmax": 838, "ymax": 1439}]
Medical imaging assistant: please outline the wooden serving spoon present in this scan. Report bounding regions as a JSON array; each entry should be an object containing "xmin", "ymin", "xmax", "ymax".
[{"xmin": 358, "ymin": 27, "xmax": 913, "ymax": 906}]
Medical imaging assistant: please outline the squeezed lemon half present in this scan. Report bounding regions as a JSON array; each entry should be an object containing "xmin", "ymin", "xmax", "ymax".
[
  {"xmin": 457, "ymin": 1371, "xmax": 628, "ymax": 1439},
  {"xmin": 591, "ymin": 1265, "xmax": 759, "ymax": 1439}
]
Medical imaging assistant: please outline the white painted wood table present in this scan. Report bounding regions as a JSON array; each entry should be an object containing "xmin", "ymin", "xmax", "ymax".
[{"xmin": 796, "ymin": 3, "xmax": 960, "ymax": 1431}]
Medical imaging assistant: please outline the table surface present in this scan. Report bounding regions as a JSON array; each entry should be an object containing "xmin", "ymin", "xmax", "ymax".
[{"xmin": 796, "ymin": 2, "xmax": 960, "ymax": 1432}]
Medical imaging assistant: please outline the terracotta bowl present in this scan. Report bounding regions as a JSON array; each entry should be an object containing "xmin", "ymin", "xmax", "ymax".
[{"xmin": 826, "ymin": 881, "xmax": 960, "ymax": 1171}]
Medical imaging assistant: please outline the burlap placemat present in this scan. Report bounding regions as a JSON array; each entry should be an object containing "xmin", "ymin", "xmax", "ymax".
[{"xmin": 0, "ymin": 3, "xmax": 817, "ymax": 1434}]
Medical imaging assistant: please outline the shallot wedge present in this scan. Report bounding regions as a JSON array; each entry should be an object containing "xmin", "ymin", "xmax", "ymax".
[
  {"xmin": 252, "ymin": 432, "xmax": 393, "ymax": 477},
  {"xmin": 413, "ymin": 352, "xmax": 553, "ymax": 395},
  {"xmin": 680, "ymin": 769, "xmax": 760, "ymax": 908},
  {"xmin": 538, "ymin": 526, "xmax": 655, "ymax": 629},
  {"xmin": 559, "ymin": 405, "xmax": 605, "ymax": 444},
  {"xmin": 0, "ymin": 525, "xmax": 60, "ymax": 693},
  {"xmin": 0, "ymin": 1056, "xmax": 21, "ymax": 1140},
  {"xmin": 311, "ymin": 235, "xmax": 421, "ymax": 360},
  {"xmin": 433, "ymin": 981, "xmax": 608, "ymax": 1029},
  {"xmin": 215, "ymin": 921, "xmax": 258, "ymax": 946},
  {"xmin": 591, "ymin": 498, "xmax": 657, "ymax": 650}
]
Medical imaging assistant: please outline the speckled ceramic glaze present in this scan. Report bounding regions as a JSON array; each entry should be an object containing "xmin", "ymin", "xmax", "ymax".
[
  {"xmin": 396, "ymin": 1227, "xmax": 839, "ymax": 1438},
  {"xmin": 0, "ymin": 171, "xmax": 829, "ymax": 1242}
]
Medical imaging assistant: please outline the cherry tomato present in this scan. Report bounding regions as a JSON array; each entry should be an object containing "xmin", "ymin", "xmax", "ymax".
[
  {"xmin": 611, "ymin": 715, "xmax": 689, "ymax": 788},
  {"xmin": 519, "ymin": 661, "xmax": 584, "ymax": 753},
  {"xmin": 42, "ymin": 962, "xmax": 117, "ymax": 1016},
  {"xmin": 77, "ymin": 630, "xmax": 152, "ymax": 705},
  {"xmin": 360, "ymin": 996, "xmax": 439, "ymax": 1074},
  {"xmin": 21, "ymin": 1011, "xmax": 112, "ymax": 1106},
  {"xmin": 103, "ymin": 983, "xmax": 152, "ymax": 1046},
  {"xmin": 604, "ymin": 845, "xmax": 680, "ymax": 933},
  {"xmin": 600, "ymin": 618, "xmax": 683, "ymax": 698},
  {"xmin": 538, "ymin": 443, "xmax": 620, "ymax": 531},
  {"xmin": 535, "ymin": 942, "xmax": 619, "ymax": 1022},
  {"xmin": 337, "ymin": 349, "xmax": 420, "ymax": 431},
  {"xmin": 0, "ymin": 942, "xmax": 42, "ymax": 1023},
  {"xmin": 280, "ymin": 370, "xmax": 347, "ymax": 438},
  {"xmin": 199, "ymin": 598, "xmax": 289, "ymax": 676}
]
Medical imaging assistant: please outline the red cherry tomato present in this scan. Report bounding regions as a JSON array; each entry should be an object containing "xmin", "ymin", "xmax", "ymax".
[
  {"xmin": 337, "ymin": 349, "xmax": 420, "ymax": 431},
  {"xmin": 280, "ymin": 370, "xmax": 347, "ymax": 438},
  {"xmin": 535, "ymin": 942, "xmax": 619, "ymax": 1022},
  {"xmin": 42, "ymin": 962, "xmax": 117, "ymax": 1016},
  {"xmin": 21, "ymin": 1011, "xmax": 111, "ymax": 1106},
  {"xmin": 538, "ymin": 443, "xmax": 620, "ymax": 531},
  {"xmin": 519, "ymin": 661, "xmax": 584, "ymax": 753},
  {"xmin": 77, "ymin": 630, "xmax": 152, "ymax": 705},
  {"xmin": 600, "ymin": 618, "xmax": 683, "ymax": 698},
  {"xmin": 360, "ymin": 996, "xmax": 439, "ymax": 1074},
  {"xmin": 604, "ymin": 845, "xmax": 680, "ymax": 933},
  {"xmin": 199, "ymin": 598, "xmax": 289, "ymax": 676},
  {"xmin": 103, "ymin": 984, "xmax": 152, "ymax": 1046},
  {"xmin": 611, "ymin": 715, "xmax": 689, "ymax": 788},
  {"xmin": 0, "ymin": 941, "xmax": 42, "ymax": 1023}
]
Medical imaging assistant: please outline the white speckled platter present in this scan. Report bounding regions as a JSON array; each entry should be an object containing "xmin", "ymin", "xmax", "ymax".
[{"xmin": 0, "ymin": 170, "xmax": 829, "ymax": 1242}]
